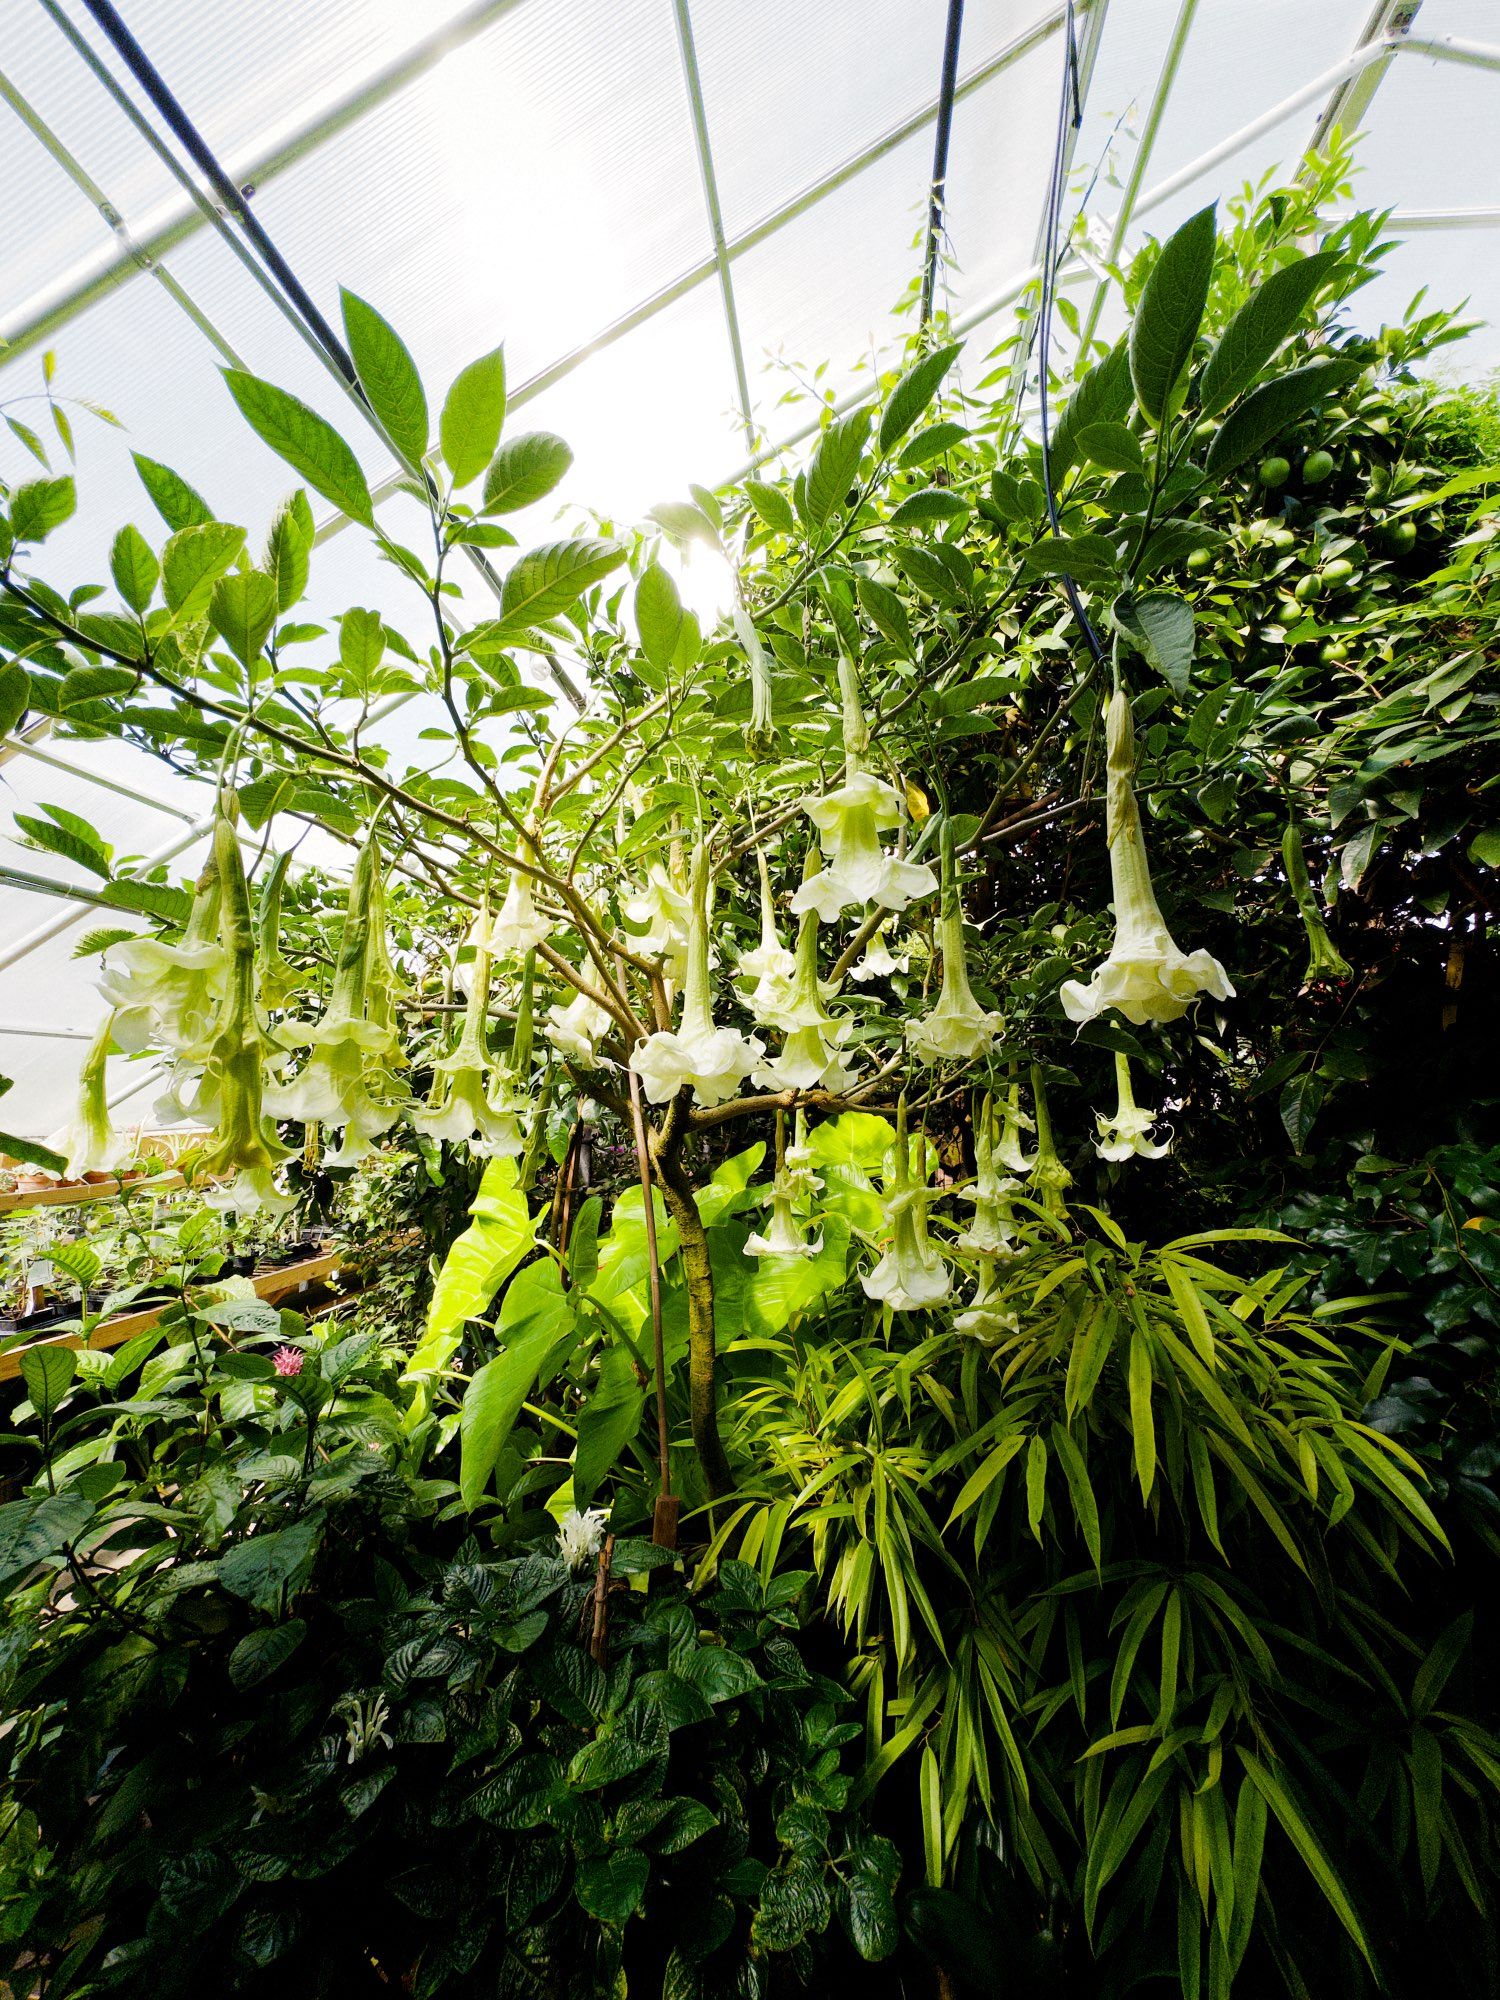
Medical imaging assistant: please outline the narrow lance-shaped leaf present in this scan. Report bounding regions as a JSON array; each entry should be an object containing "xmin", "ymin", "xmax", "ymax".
[
  {"xmin": 804, "ymin": 407, "xmax": 872, "ymax": 527},
  {"xmin": 340, "ymin": 288, "xmax": 429, "ymax": 466},
  {"xmin": 223, "ymin": 369, "xmax": 374, "ymax": 526},
  {"xmin": 1197, "ymin": 249, "xmax": 1341, "ymax": 418},
  {"xmin": 1205, "ymin": 359, "xmax": 1363, "ymax": 478},
  {"xmin": 879, "ymin": 341, "xmax": 962, "ymax": 453},
  {"xmin": 1129, "ymin": 204, "xmax": 1217, "ymax": 425}
]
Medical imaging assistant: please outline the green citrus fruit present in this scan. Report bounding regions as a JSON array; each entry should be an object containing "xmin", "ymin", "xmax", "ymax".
[
  {"xmin": 1294, "ymin": 572, "xmax": 1323, "ymax": 602},
  {"xmin": 1259, "ymin": 455, "xmax": 1291, "ymax": 487},
  {"xmin": 1303, "ymin": 449, "xmax": 1335, "ymax": 484}
]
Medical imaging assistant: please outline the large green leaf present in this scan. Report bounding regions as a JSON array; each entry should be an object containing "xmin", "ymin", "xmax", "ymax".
[
  {"xmin": 1205, "ymin": 359, "xmax": 1362, "ymax": 477},
  {"xmin": 878, "ymin": 342, "xmax": 961, "ymax": 454},
  {"xmin": 209, "ymin": 570, "xmax": 278, "ymax": 667},
  {"xmin": 162, "ymin": 522, "xmax": 247, "ymax": 623},
  {"xmin": 634, "ymin": 562, "xmax": 683, "ymax": 672},
  {"xmin": 1237, "ymin": 1751, "xmax": 1373, "ymax": 1967},
  {"xmin": 0, "ymin": 663, "xmax": 29, "ymax": 739},
  {"xmin": 20, "ymin": 1344, "xmax": 77, "ymax": 1424},
  {"xmin": 218, "ymin": 1517, "xmax": 323, "ymax": 1616},
  {"xmin": 406, "ymin": 1158, "xmax": 535, "ymax": 1383},
  {"xmin": 132, "ymin": 452, "xmax": 212, "ymax": 530},
  {"xmin": 340, "ymin": 288, "xmax": 429, "ymax": 465},
  {"xmin": 1129, "ymin": 204, "xmax": 1217, "ymax": 425},
  {"xmin": 1050, "ymin": 338, "xmax": 1133, "ymax": 484},
  {"xmin": 110, "ymin": 524, "xmax": 159, "ymax": 614},
  {"xmin": 223, "ymin": 369, "xmax": 374, "ymax": 525},
  {"xmin": 10, "ymin": 477, "xmax": 76, "ymax": 543},
  {"xmin": 459, "ymin": 1262, "xmax": 575, "ymax": 1508},
  {"xmin": 1198, "ymin": 249, "xmax": 1341, "ymax": 418},
  {"xmin": 1111, "ymin": 591, "xmax": 1194, "ymax": 695},
  {"xmin": 573, "ymin": 1346, "xmax": 645, "ymax": 1509},
  {"xmin": 804, "ymin": 407, "xmax": 872, "ymax": 526},
  {"xmin": 482, "ymin": 431, "xmax": 573, "ymax": 513},
  {"xmin": 499, "ymin": 539, "xmax": 624, "ymax": 629},
  {"xmin": 439, "ymin": 346, "xmax": 507, "ymax": 487}
]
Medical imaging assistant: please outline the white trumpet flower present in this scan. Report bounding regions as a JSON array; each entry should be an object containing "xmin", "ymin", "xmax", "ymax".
[
  {"xmin": 906, "ymin": 819, "xmax": 1003, "ymax": 1062},
  {"xmin": 861, "ymin": 1104, "xmax": 951, "ymax": 1312},
  {"xmin": 792, "ymin": 658, "xmax": 937, "ymax": 921},
  {"xmin": 1061, "ymin": 688, "xmax": 1234, "ymax": 1026},
  {"xmin": 849, "ymin": 922, "xmax": 909, "ymax": 983},
  {"xmin": 622, "ymin": 859, "xmax": 694, "ymax": 985},
  {"xmin": 994, "ymin": 1084, "xmax": 1036, "ymax": 1175},
  {"xmin": 490, "ymin": 863, "xmax": 551, "ymax": 958},
  {"xmin": 1094, "ymin": 1052, "xmax": 1171, "ymax": 1162},
  {"xmin": 630, "ymin": 846, "xmax": 763, "ymax": 1107},
  {"xmin": 955, "ymin": 1258, "xmax": 1019, "ymax": 1342},
  {"xmin": 744, "ymin": 1176, "xmax": 823, "ymax": 1260},
  {"xmin": 546, "ymin": 988, "xmax": 614, "ymax": 1067},
  {"xmin": 414, "ymin": 904, "xmax": 527, "ymax": 1156},
  {"xmin": 98, "ymin": 848, "xmax": 226, "ymax": 1056},
  {"xmin": 753, "ymin": 884, "xmax": 859, "ymax": 1094},
  {"xmin": 50, "ymin": 1014, "xmax": 132, "ymax": 1179},
  {"xmin": 736, "ymin": 850, "xmax": 797, "ymax": 1024},
  {"xmin": 956, "ymin": 1096, "xmax": 1023, "ymax": 1255}
]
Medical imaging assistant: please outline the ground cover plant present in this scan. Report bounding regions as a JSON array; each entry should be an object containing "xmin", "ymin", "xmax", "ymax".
[{"xmin": 1, "ymin": 151, "xmax": 1498, "ymax": 1996}]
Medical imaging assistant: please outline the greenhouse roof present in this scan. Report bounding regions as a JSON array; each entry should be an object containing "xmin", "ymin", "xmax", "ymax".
[{"xmin": 2, "ymin": 0, "xmax": 1498, "ymax": 1137}]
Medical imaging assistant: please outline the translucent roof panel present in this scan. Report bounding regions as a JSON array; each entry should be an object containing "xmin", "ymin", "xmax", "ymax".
[{"xmin": 3, "ymin": 0, "xmax": 1500, "ymax": 1136}]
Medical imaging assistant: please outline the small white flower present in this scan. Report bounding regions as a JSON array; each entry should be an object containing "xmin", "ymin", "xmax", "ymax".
[
  {"xmin": 630, "ymin": 846, "xmax": 762, "ymax": 1107},
  {"xmin": 954, "ymin": 1258, "xmax": 1018, "ymax": 1342},
  {"xmin": 744, "ymin": 1178, "xmax": 823, "ymax": 1260},
  {"xmin": 848, "ymin": 922, "xmax": 909, "ymax": 983},
  {"xmin": 1094, "ymin": 1052, "xmax": 1171, "ymax": 1162},
  {"xmin": 1061, "ymin": 689, "xmax": 1234, "ymax": 1026},
  {"xmin": 956, "ymin": 1095, "xmax": 1023, "ymax": 1254},
  {"xmin": 557, "ymin": 1506, "xmax": 610, "ymax": 1571}
]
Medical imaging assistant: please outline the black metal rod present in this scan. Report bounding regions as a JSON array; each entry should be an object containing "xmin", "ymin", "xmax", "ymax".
[
  {"xmin": 920, "ymin": 0, "xmax": 966, "ymax": 327},
  {"xmin": 77, "ymin": 0, "xmax": 360, "ymax": 390}
]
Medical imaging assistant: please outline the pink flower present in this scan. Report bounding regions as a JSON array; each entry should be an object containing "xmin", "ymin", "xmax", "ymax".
[{"xmin": 271, "ymin": 1346, "xmax": 305, "ymax": 1378}]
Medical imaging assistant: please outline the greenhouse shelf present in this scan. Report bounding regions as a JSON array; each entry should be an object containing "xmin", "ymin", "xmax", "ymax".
[
  {"xmin": 0, "ymin": 1247, "xmax": 344, "ymax": 1381},
  {"xmin": 0, "ymin": 1171, "xmax": 185, "ymax": 1214}
]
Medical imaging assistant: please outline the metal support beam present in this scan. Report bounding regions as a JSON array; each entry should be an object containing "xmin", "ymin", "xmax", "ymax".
[
  {"xmin": 2, "ymin": 0, "xmax": 533, "ymax": 356},
  {"xmin": 1075, "ymin": 0, "xmax": 1199, "ymax": 364},
  {"xmin": 1306, "ymin": 1, "xmax": 1421, "ymax": 156},
  {"xmin": 0, "ymin": 815, "xmax": 211, "ymax": 976},
  {"xmin": 2, "ymin": 733, "xmax": 200, "ymax": 822},
  {"xmin": 670, "ymin": 0, "xmax": 756, "ymax": 452}
]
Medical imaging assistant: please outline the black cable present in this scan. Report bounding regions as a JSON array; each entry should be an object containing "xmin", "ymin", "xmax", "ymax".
[
  {"xmin": 1034, "ymin": 0, "xmax": 1108, "ymax": 667},
  {"xmin": 77, "ymin": 0, "xmax": 360, "ymax": 392},
  {"xmin": 920, "ymin": 0, "xmax": 966, "ymax": 330}
]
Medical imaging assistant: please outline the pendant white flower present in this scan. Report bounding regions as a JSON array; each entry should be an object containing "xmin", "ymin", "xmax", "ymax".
[
  {"xmin": 736, "ymin": 851, "xmax": 797, "ymax": 1024},
  {"xmin": 629, "ymin": 846, "xmax": 763, "ymax": 1107},
  {"xmin": 792, "ymin": 658, "xmax": 937, "ymax": 922},
  {"xmin": 1029, "ymin": 1066, "xmax": 1073, "ymax": 1218},
  {"xmin": 490, "ymin": 862, "xmax": 551, "ymax": 958},
  {"xmin": 623, "ymin": 859, "xmax": 694, "ymax": 985},
  {"xmin": 956, "ymin": 1095, "xmax": 1023, "ymax": 1254},
  {"xmin": 50, "ymin": 1013, "xmax": 132, "ymax": 1179},
  {"xmin": 98, "ymin": 848, "xmax": 227, "ymax": 1057},
  {"xmin": 1061, "ymin": 688, "xmax": 1235, "ymax": 1026},
  {"xmin": 1094, "ymin": 1052, "xmax": 1171, "ymax": 1162},
  {"xmin": 414, "ymin": 904, "xmax": 528, "ymax": 1156},
  {"xmin": 546, "ymin": 988, "xmax": 614, "ymax": 1066},
  {"xmin": 752, "ymin": 889, "xmax": 859, "ymax": 1094},
  {"xmin": 849, "ymin": 921, "xmax": 909, "ymax": 983},
  {"xmin": 861, "ymin": 1104, "xmax": 951, "ymax": 1312},
  {"xmin": 906, "ymin": 818, "xmax": 1003, "ymax": 1062},
  {"xmin": 994, "ymin": 1084, "xmax": 1036, "ymax": 1175},
  {"xmin": 955, "ymin": 1257, "xmax": 1019, "ymax": 1342},
  {"xmin": 745, "ymin": 1176, "xmax": 823, "ymax": 1260}
]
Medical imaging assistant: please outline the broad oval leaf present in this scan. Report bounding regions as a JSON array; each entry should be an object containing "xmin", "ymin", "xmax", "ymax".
[
  {"xmin": 1050, "ymin": 337, "xmax": 1132, "ymax": 484},
  {"xmin": 10, "ymin": 476, "xmax": 75, "ymax": 543},
  {"xmin": 1129, "ymin": 203, "xmax": 1217, "ymax": 425},
  {"xmin": 210, "ymin": 570, "xmax": 279, "ymax": 668},
  {"xmin": 634, "ymin": 562, "xmax": 683, "ymax": 671},
  {"xmin": 1204, "ymin": 358, "xmax": 1363, "ymax": 478},
  {"xmin": 439, "ymin": 345, "xmax": 507, "ymax": 487},
  {"xmin": 133, "ymin": 452, "xmax": 212, "ymax": 531},
  {"xmin": 888, "ymin": 487, "xmax": 969, "ymax": 527},
  {"xmin": 499, "ymin": 538, "xmax": 624, "ymax": 630},
  {"xmin": 1111, "ymin": 590, "xmax": 1194, "ymax": 695},
  {"xmin": 223, "ymin": 369, "xmax": 374, "ymax": 526},
  {"xmin": 1198, "ymin": 249, "xmax": 1341, "ymax": 419},
  {"xmin": 110, "ymin": 524, "xmax": 159, "ymax": 614},
  {"xmin": 805, "ymin": 407, "xmax": 872, "ymax": 527},
  {"xmin": 162, "ymin": 522, "xmax": 247, "ymax": 623},
  {"xmin": 482, "ymin": 431, "xmax": 573, "ymax": 514}
]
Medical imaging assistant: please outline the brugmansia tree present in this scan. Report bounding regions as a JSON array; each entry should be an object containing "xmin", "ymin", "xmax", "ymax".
[{"xmin": 2, "ymin": 154, "xmax": 1498, "ymax": 1996}]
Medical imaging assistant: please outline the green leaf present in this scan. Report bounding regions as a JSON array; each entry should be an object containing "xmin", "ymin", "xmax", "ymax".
[
  {"xmin": 1205, "ymin": 360, "xmax": 1362, "ymax": 478},
  {"xmin": 634, "ymin": 562, "xmax": 683, "ymax": 672},
  {"xmin": 888, "ymin": 487, "xmax": 968, "ymax": 527},
  {"xmin": 1025, "ymin": 1433, "xmax": 1048, "ymax": 1542},
  {"xmin": 13, "ymin": 810, "xmax": 111, "ymax": 876},
  {"xmin": 459, "ymin": 1265, "xmax": 574, "ymax": 1508},
  {"xmin": 110, "ymin": 524, "xmax": 159, "ymax": 614},
  {"xmin": 805, "ymin": 407, "xmax": 873, "ymax": 526},
  {"xmin": 677, "ymin": 1644, "xmax": 763, "ymax": 1706},
  {"xmin": 649, "ymin": 499, "xmax": 719, "ymax": 547},
  {"xmin": 568, "ymin": 1193, "xmax": 603, "ymax": 1295},
  {"xmin": 227, "ymin": 1619, "xmax": 307, "ymax": 1689},
  {"xmin": 841, "ymin": 1847, "xmax": 900, "ymax": 1961},
  {"xmin": 482, "ymin": 431, "xmax": 573, "ymax": 513},
  {"xmin": 499, "ymin": 539, "xmax": 624, "ymax": 629},
  {"xmin": 21, "ymin": 1345, "xmax": 77, "ymax": 1423},
  {"xmin": 210, "ymin": 570, "xmax": 278, "ymax": 667},
  {"xmin": 745, "ymin": 478, "xmax": 796, "ymax": 536},
  {"xmin": 1112, "ymin": 591, "xmax": 1194, "ymax": 695},
  {"xmin": 575, "ymin": 1850, "xmax": 649, "ymax": 1925},
  {"xmin": 1198, "ymin": 250, "xmax": 1341, "ymax": 418},
  {"xmin": 1021, "ymin": 532, "xmax": 1119, "ymax": 584},
  {"xmin": 569, "ymin": 1702, "xmax": 669, "ymax": 1789},
  {"xmin": 1050, "ymin": 1421, "xmax": 1102, "ymax": 1573},
  {"xmin": 162, "ymin": 522, "xmax": 248, "ymax": 622},
  {"xmin": 900, "ymin": 419, "xmax": 967, "ymax": 468},
  {"xmin": 1051, "ymin": 338, "xmax": 1132, "ymax": 484},
  {"xmin": 264, "ymin": 490, "xmax": 313, "ymax": 612},
  {"xmin": 1412, "ymin": 1613, "xmax": 1473, "ymax": 1718},
  {"xmin": 1075, "ymin": 420, "xmax": 1144, "ymax": 474},
  {"xmin": 132, "ymin": 452, "xmax": 212, "ymax": 530},
  {"xmin": 1237, "ymin": 1751, "xmax": 1372, "ymax": 1967},
  {"xmin": 856, "ymin": 574, "xmax": 912, "ymax": 652},
  {"xmin": 439, "ymin": 346, "xmax": 507, "ymax": 487},
  {"xmin": 338, "ymin": 607, "xmax": 387, "ymax": 696},
  {"xmin": 1128, "ymin": 1327, "xmax": 1156, "ymax": 1499},
  {"xmin": 0, "ymin": 663, "xmax": 29, "ymax": 739},
  {"xmin": 223, "ymin": 370, "xmax": 374, "ymax": 525},
  {"xmin": 879, "ymin": 341, "xmax": 962, "ymax": 453},
  {"xmin": 100, "ymin": 878, "xmax": 193, "ymax": 924},
  {"xmin": 1279, "ymin": 1072, "xmax": 1324, "ymax": 1154},
  {"xmin": 1129, "ymin": 204, "xmax": 1217, "ymax": 424},
  {"xmin": 407, "ymin": 1158, "xmax": 535, "ymax": 1377},
  {"xmin": 573, "ymin": 1347, "xmax": 644, "ymax": 1510},
  {"xmin": 340, "ymin": 289, "xmax": 429, "ymax": 465},
  {"xmin": 0, "ymin": 1491, "xmax": 92, "ymax": 1586},
  {"xmin": 10, "ymin": 476, "xmax": 76, "ymax": 542},
  {"xmin": 219, "ymin": 1518, "xmax": 323, "ymax": 1616}
]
